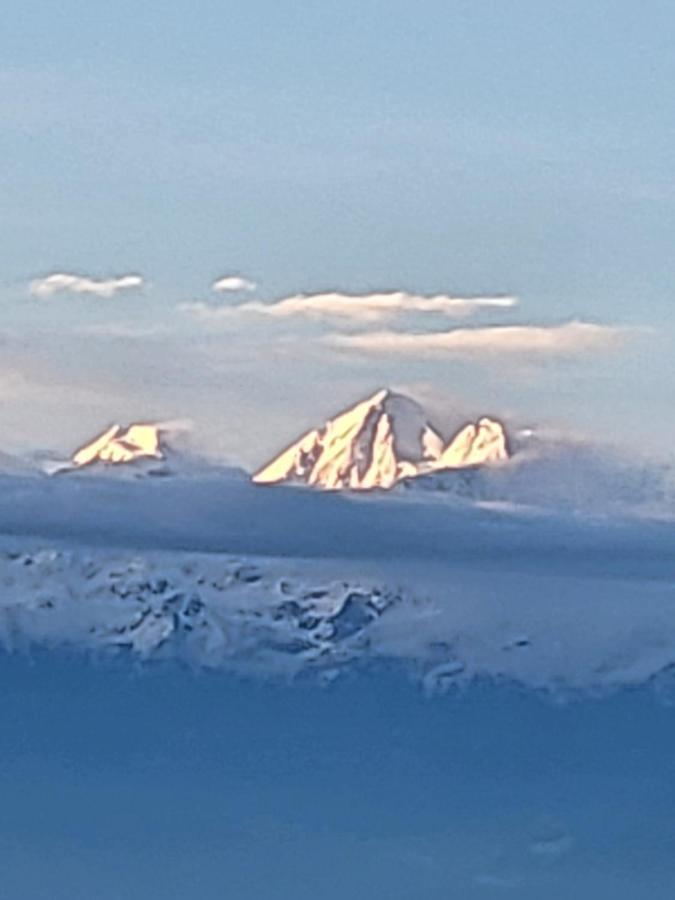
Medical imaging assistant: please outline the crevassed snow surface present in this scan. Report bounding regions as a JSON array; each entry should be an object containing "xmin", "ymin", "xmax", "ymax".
[{"xmin": 0, "ymin": 467, "xmax": 674, "ymax": 694}]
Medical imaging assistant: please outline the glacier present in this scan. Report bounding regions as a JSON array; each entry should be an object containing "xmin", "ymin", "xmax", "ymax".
[{"xmin": 0, "ymin": 461, "xmax": 673, "ymax": 695}]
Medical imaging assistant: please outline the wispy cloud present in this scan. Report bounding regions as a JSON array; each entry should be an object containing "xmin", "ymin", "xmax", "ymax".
[
  {"xmin": 325, "ymin": 321, "xmax": 629, "ymax": 356},
  {"xmin": 212, "ymin": 275, "xmax": 257, "ymax": 293},
  {"xmin": 182, "ymin": 291, "xmax": 517, "ymax": 322},
  {"xmin": 29, "ymin": 272, "xmax": 144, "ymax": 298},
  {"xmin": 77, "ymin": 322, "xmax": 172, "ymax": 340},
  {"xmin": 179, "ymin": 301, "xmax": 236, "ymax": 321}
]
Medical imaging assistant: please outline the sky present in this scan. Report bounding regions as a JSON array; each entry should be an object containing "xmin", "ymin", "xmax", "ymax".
[{"xmin": 2, "ymin": 0, "xmax": 674, "ymax": 467}]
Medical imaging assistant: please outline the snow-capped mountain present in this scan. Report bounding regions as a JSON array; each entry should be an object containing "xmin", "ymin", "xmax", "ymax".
[
  {"xmin": 41, "ymin": 422, "xmax": 181, "ymax": 476},
  {"xmin": 434, "ymin": 418, "xmax": 507, "ymax": 469},
  {"xmin": 48, "ymin": 422, "xmax": 248, "ymax": 481},
  {"xmin": 72, "ymin": 423, "xmax": 164, "ymax": 468},
  {"xmin": 0, "ymin": 447, "xmax": 673, "ymax": 691},
  {"xmin": 2, "ymin": 523, "xmax": 674, "ymax": 693},
  {"xmin": 253, "ymin": 388, "xmax": 509, "ymax": 490}
]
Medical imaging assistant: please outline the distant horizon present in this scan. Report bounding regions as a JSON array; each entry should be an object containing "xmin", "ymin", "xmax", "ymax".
[{"xmin": 0, "ymin": 371, "xmax": 670, "ymax": 473}]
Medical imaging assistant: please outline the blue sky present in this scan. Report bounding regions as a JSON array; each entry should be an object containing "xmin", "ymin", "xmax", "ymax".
[{"xmin": 1, "ymin": 1, "xmax": 674, "ymax": 466}]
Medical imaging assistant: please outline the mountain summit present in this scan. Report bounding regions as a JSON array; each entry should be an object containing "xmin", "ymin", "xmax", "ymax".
[
  {"xmin": 44, "ymin": 420, "xmax": 245, "ymax": 480},
  {"xmin": 253, "ymin": 389, "xmax": 508, "ymax": 490},
  {"xmin": 71, "ymin": 423, "xmax": 165, "ymax": 469}
]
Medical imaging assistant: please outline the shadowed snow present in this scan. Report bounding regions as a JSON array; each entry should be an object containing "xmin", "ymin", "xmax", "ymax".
[{"xmin": 0, "ymin": 463, "xmax": 673, "ymax": 693}]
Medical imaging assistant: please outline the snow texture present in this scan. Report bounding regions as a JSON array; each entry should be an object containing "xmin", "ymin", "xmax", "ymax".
[
  {"xmin": 253, "ymin": 389, "xmax": 508, "ymax": 489},
  {"xmin": 0, "ymin": 451, "xmax": 673, "ymax": 694}
]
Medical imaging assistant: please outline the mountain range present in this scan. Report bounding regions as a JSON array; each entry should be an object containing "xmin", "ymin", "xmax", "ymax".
[
  {"xmin": 8, "ymin": 388, "xmax": 512, "ymax": 489},
  {"xmin": 253, "ymin": 388, "xmax": 508, "ymax": 490}
]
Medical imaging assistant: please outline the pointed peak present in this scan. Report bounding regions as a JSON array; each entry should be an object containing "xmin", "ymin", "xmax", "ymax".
[
  {"xmin": 435, "ymin": 417, "xmax": 508, "ymax": 470},
  {"xmin": 369, "ymin": 387, "xmax": 391, "ymax": 403},
  {"xmin": 253, "ymin": 388, "xmax": 510, "ymax": 490},
  {"xmin": 71, "ymin": 422, "xmax": 166, "ymax": 469},
  {"xmin": 365, "ymin": 386, "xmax": 422, "ymax": 403}
]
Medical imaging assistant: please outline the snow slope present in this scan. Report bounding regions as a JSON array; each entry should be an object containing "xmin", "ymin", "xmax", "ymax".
[
  {"xmin": 41, "ymin": 421, "xmax": 246, "ymax": 480},
  {"xmin": 72, "ymin": 423, "xmax": 163, "ymax": 467},
  {"xmin": 253, "ymin": 389, "xmax": 508, "ymax": 489},
  {"xmin": 0, "ymin": 466, "xmax": 674, "ymax": 694}
]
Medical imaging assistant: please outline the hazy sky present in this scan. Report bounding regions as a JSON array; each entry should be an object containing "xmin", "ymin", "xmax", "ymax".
[{"xmin": 2, "ymin": 1, "xmax": 674, "ymax": 467}]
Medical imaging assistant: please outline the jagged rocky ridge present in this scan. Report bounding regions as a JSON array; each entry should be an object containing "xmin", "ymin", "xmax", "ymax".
[
  {"xmin": 72, "ymin": 423, "xmax": 164, "ymax": 467},
  {"xmin": 254, "ymin": 388, "xmax": 508, "ymax": 490},
  {"xmin": 40, "ymin": 389, "xmax": 507, "ymax": 488},
  {"xmin": 43, "ymin": 421, "xmax": 246, "ymax": 480}
]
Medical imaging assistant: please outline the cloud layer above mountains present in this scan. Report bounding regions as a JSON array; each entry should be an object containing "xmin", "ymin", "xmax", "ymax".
[
  {"xmin": 182, "ymin": 291, "xmax": 518, "ymax": 322},
  {"xmin": 22, "ymin": 269, "xmax": 630, "ymax": 363},
  {"xmin": 22, "ymin": 270, "xmax": 633, "ymax": 366},
  {"xmin": 172, "ymin": 278, "xmax": 635, "ymax": 362},
  {"xmin": 326, "ymin": 321, "xmax": 627, "ymax": 356},
  {"xmin": 8, "ymin": 266, "xmax": 651, "ymax": 466}
]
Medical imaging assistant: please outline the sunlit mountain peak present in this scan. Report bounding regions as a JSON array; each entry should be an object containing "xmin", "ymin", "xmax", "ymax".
[
  {"xmin": 72, "ymin": 423, "xmax": 164, "ymax": 468},
  {"xmin": 253, "ymin": 389, "xmax": 509, "ymax": 491}
]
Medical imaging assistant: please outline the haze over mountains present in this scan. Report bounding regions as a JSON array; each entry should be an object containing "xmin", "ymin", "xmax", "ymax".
[
  {"xmin": 31, "ymin": 388, "xmax": 509, "ymax": 489},
  {"xmin": 49, "ymin": 420, "xmax": 217, "ymax": 478},
  {"xmin": 0, "ymin": 384, "xmax": 672, "ymax": 689},
  {"xmin": 0, "ymin": 386, "xmax": 670, "ymax": 516}
]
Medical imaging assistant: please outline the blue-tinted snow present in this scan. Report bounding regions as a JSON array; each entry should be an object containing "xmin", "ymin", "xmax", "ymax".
[{"xmin": 0, "ymin": 470, "xmax": 673, "ymax": 691}]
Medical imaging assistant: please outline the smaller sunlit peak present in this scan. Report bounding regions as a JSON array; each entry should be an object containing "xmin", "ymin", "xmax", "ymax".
[{"xmin": 71, "ymin": 423, "xmax": 165, "ymax": 468}]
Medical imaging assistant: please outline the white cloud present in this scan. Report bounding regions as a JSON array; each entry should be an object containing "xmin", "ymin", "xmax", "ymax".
[
  {"xmin": 182, "ymin": 291, "xmax": 517, "ymax": 322},
  {"xmin": 29, "ymin": 272, "xmax": 144, "ymax": 298},
  {"xmin": 325, "ymin": 321, "xmax": 628, "ymax": 356},
  {"xmin": 212, "ymin": 275, "xmax": 257, "ymax": 293}
]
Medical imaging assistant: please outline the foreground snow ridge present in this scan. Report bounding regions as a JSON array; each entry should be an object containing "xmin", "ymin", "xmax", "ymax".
[
  {"xmin": 253, "ymin": 388, "xmax": 508, "ymax": 490},
  {"xmin": 0, "ymin": 545, "xmax": 403, "ymax": 678},
  {"xmin": 3, "ymin": 541, "xmax": 675, "ymax": 695}
]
